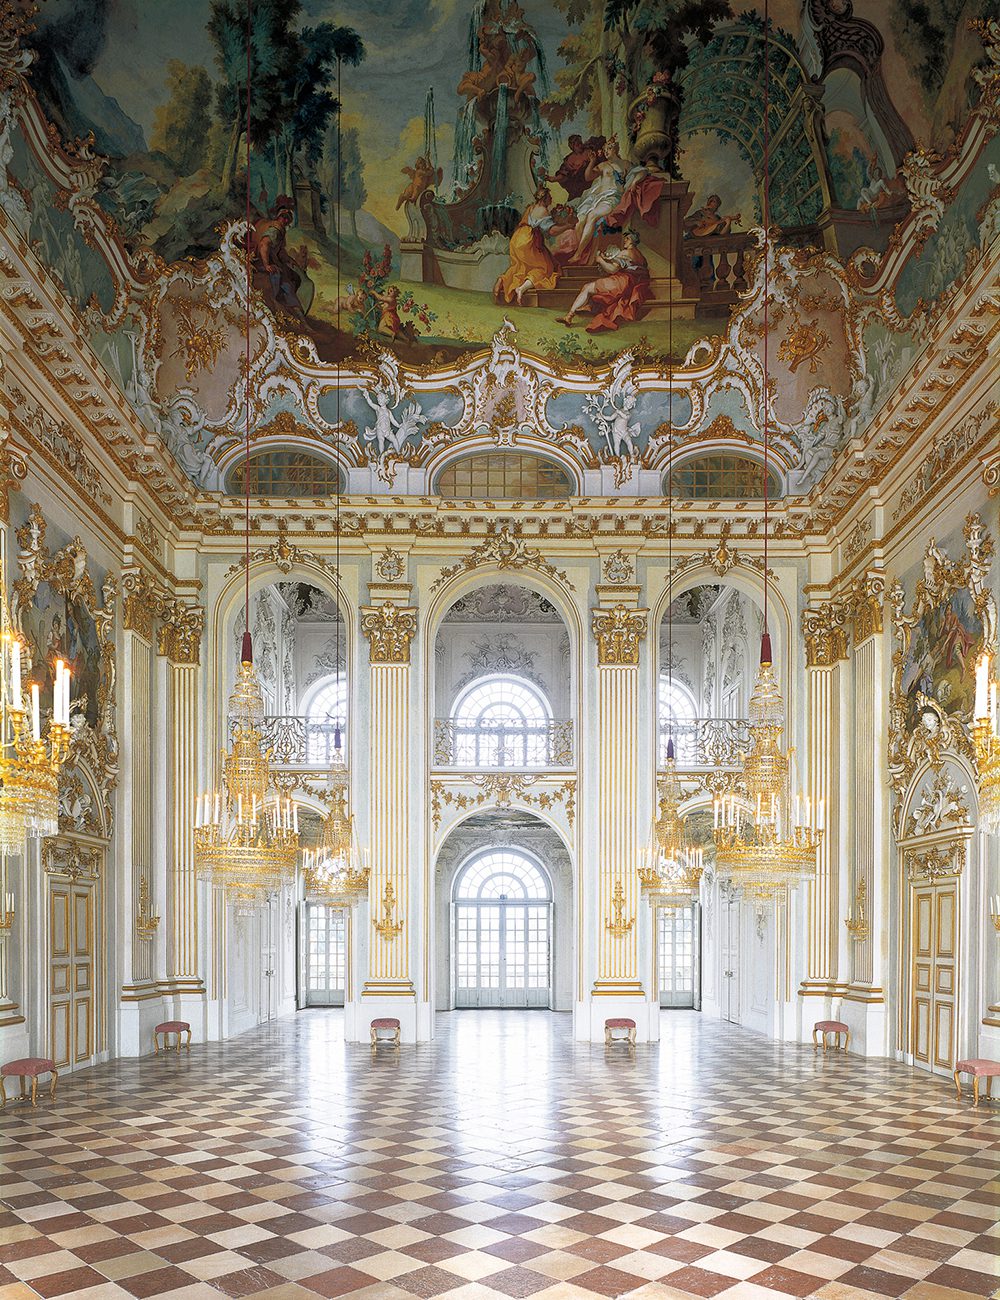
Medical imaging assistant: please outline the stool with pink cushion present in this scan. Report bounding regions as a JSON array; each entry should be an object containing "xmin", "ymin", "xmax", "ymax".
[
  {"xmin": 0, "ymin": 1057, "xmax": 58, "ymax": 1108},
  {"xmin": 370, "ymin": 1017, "xmax": 401, "ymax": 1048},
  {"xmin": 953, "ymin": 1058, "xmax": 1000, "ymax": 1107},
  {"xmin": 812, "ymin": 1020, "xmax": 850, "ymax": 1052},
  {"xmin": 604, "ymin": 1018, "xmax": 637, "ymax": 1046},
  {"xmin": 153, "ymin": 1021, "xmax": 192, "ymax": 1055}
]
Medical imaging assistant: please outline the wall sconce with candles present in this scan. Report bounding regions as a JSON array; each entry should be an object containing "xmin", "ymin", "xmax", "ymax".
[
  {"xmin": 990, "ymin": 894, "xmax": 1000, "ymax": 936},
  {"xmin": 0, "ymin": 890, "xmax": 13, "ymax": 934},
  {"xmin": 974, "ymin": 652, "xmax": 1000, "ymax": 834}
]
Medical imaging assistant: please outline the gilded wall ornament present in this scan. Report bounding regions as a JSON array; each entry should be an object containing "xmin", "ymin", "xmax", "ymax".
[
  {"xmin": 602, "ymin": 550, "xmax": 635, "ymax": 585},
  {"xmin": 375, "ymin": 548, "xmax": 405, "ymax": 581},
  {"xmin": 849, "ymin": 572, "xmax": 885, "ymax": 644},
  {"xmin": 904, "ymin": 840, "xmax": 968, "ymax": 881},
  {"xmin": 122, "ymin": 570, "xmax": 204, "ymax": 665},
  {"xmin": 42, "ymin": 838, "xmax": 101, "ymax": 882},
  {"xmin": 0, "ymin": 423, "xmax": 26, "ymax": 524},
  {"xmin": 592, "ymin": 605, "xmax": 648, "ymax": 667},
  {"xmin": 361, "ymin": 603, "xmax": 417, "ymax": 665},
  {"xmin": 227, "ymin": 522, "xmax": 336, "ymax": 577},
  {"xmin": 431, "ymin": 526, "xmax": 573, "ymax": 592},
  {"xmin": 844, "ymin": 518, "xmax": 871, "ymax": 563},
  {"xmin": 430, "ymin": 775, "xmax": 576, "ymax": 829}
]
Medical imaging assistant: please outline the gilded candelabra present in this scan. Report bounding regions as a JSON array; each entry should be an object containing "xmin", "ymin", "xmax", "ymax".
[
  {"xmin": 0, "ymin": 889, "xmax": 13, "ymax": 934},
  {"xmin": 605, "ymin": 880, "xmax": 635, "ymax": 936},
  {"xmin": 135, "ymin": 876, "xmax": 160, "ymax": 940},
  {"xmin": 373, "ymin": 881, "xmax": 403, "ymax": 940},
  {"xmin": 194, "ymin": 646, "xmax": 299, "ymax": 901},
  {"xmin": 974, "ymin": 652, "xmax": 1000, "ymax": 834},
  {"xmin": 0, "ymin": 624, "xmax": 73, "ymax": 852},
  {"xmin": 713, "ymin": 641, "xmax": 822, "ymax": 901},
  {"xmin": 844, "ymin": 878, "xmax": 870, "ymax": 942}
]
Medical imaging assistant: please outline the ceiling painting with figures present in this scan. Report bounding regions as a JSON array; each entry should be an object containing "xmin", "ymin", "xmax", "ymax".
[{"xmin": 5, "ymin": 0, "xmax": 1000, "ymax": 498}]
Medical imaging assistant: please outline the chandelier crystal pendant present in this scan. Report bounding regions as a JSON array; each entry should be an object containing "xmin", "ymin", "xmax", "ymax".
[
  {"xmin": 0, "ymin": 609, "xmax": 72, "ymax": 853},
  {"xmin": 974, "ymin": 652, "xmax": 1000, "ymax": 833},
  {"xmin": 713, "ymin": 635, "xmax": 823, "ymax": 901},
  {"xmin": 194, "ymin": 633, "xmax": 299, "ymax": 902},
  {"xmin": 303, "ymin": 775, "xmax": 370, "ymax": 904}
]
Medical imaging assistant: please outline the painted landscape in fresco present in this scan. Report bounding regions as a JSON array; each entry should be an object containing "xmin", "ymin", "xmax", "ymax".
[{"xmin": 24, "ymin": 0, "xmax": 993, "ymax": 366}]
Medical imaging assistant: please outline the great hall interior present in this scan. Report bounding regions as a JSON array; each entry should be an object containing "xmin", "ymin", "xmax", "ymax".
[{"xmin": 0, "ymin": 2, "xmax": 998, "ymax": 1298}]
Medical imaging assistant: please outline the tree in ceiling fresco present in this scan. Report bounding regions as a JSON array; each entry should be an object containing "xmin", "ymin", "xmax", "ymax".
[{"xmin": 22, "ymin": 0, "xmax": 992, "ymax": 369}]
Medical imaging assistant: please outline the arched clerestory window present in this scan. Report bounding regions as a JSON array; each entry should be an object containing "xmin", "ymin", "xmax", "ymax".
[
  {"xmin": 658, "ymin": 675, "xmax": 698, "ymax": 765},
  {"xmin": 450, "ymin": 674, "xmax": 553, "ymax": 768},
  {"xmin": 301, "ymin": 674, "xmax": 348, "ymax": 765}
]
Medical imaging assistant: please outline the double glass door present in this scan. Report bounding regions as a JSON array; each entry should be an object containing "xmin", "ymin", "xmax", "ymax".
[
  {"xmin": 658, "ymin": 903, "xmax": 700, "ymax": 1008},
  {"xmin": 302, "ymin": 902, "xmax": 346, "ymax": 1006},
  {"xmin": 455, "ymin": 900, "xmax": 550, "ymax": 1007}
]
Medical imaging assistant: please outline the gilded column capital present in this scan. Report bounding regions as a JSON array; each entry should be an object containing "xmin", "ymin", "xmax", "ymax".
[
  {"xmin": 802, "ymin": 602, "xmax": 849, "ymax": 668},
  {"xmin": 157, "ymin": 600, "xmax": 205, "ymax": 666},
  {"xmin": 361, "ymin": 603, "xmax": 418, "ymax": 665},
  {"xmin": 592, "ymin": 605, "xmax": 648, "ymax": 667},
  {"xmin": 122, "ymin": 570, "xmax": 158, "ymax": 642},
  {"xmin": 848, "ymin": 572, "xmax": 885, "ymax": 645},
  {"xmin": 0, "ymin": 432, "xmax": 27, "ymax": 525}
]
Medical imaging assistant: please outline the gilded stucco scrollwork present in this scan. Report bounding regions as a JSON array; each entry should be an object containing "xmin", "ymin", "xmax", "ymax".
[
  {"xmin": 0, "ymin": 421, "xmax": 26, "ymax": 523},
  {"xmin": 361, "ymin": 604, "xmax": 417, "ymax": 666},
  {"xmin": 802, "ymin": 602, "xmax": 849, "ymax": 668},
  {"xmin": 849, "ymin": 572, "xmax": 885, "ymax": 645},
  {"xmin": 887, "ymin": 514, "xmax": 996, "ymax": 834},
  {"xmin": 42, "ymin": 838, "xmax": 102, "ymax": 882},
  {"xmin": 431, "ymin": 526, "xmax": 573, "ymax": 593},
  {"xmin": 592, "ymin": 606, "xmax": 648, "ymax": 667},
  {"xmin": 430, "ymin": 775, "xmax": 576, "ymax": 830}
]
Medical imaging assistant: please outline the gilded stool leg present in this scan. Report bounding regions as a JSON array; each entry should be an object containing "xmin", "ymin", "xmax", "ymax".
[
  {"xmin": 370, "ymin": 1026, "xmax": 377, "ymax": 1048},
  {"xmin": 954, "ymin": 1070, "xmax": 963, "ymax": 1101},
  {"xmin": 153, "ymin": 1032, "xmax": 160, "ymax": 1056},
  {"xmin": 19, "ymin": 1075, "xmax": 26, "ymax": 1099},
  {"xmin": 605, "ymin": 1027, "xmax": 612, "ymax": 1047},
  {"xmin": 50, "ymin": 1069, "xmax": 58, "ymax": 1101},
  {"xmin": 628, "ymin": 1028, "xmax": 636, "ymax": 1046},
  {"xmin": 973, "ymin": 1077, "xmax": 981, "ymax": 1107},
  {"xmin": 812, "ymin": 1029, "xmax": 818, "ymax": 1050},
  {"xmin": 185, "ymin": 1029, "xmax": 192, "ymax": 1053},
  {"xmin": 986, "ymin": 1077, "xmax": 994, "ymax": 1101},
  {"xmin": 393, "ymin": 1028, "xmax": 400, "ymax": 1048},
  {"xmin": 30, "ymin": 1076, "xmax": 37, "ymax": 1107},
  {"xmin": 0, "ymin": 1077, "xmax": 6, "ymax": 1109},
  {"xmin": 844, "ymin": 1031, "xmax": 851, "ymax": 1053}
]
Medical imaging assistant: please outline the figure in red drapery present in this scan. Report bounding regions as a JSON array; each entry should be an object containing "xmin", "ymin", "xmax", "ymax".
[{"xmin": 556, "ymin": 231, "xmax": 653, "ymax": 333}]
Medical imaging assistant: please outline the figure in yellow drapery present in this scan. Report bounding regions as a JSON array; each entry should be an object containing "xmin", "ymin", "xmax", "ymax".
[{"xmin": 494, "ymin": 187, "xmax": 573, "ymax": 306}]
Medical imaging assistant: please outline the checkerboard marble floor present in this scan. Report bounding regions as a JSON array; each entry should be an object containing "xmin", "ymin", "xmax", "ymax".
[{"xmin": 1, "ymin": 1011, "xmax": 998, "ymax": 1300}]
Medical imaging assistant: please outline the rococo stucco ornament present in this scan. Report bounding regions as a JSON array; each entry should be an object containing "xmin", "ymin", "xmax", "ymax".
[
  {"xmin": 432, "ymin": 526, "xmax": 573, "ymax": 592},
  {"xmin": 592, "ymin": 606, "xmax": 648, "ymax": 667},
  {"xmin": 887, "ymin": 514, "xmax": 996, "ymax": 835},
  {"xmin": 361, "ymin": 604, "xmax": 418, "ymax": 665}
]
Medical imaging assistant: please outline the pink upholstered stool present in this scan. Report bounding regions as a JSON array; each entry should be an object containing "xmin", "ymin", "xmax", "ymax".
[
  {"xmin": 153, "ymin": 1021, "xmax": 192, "ymax": 1055},
  {"xmin": 1, "ymin": 1057, "xmax": 58, "ymax": 1108},
  {"xmin": 605, "ymin": 1018, "xmax": 637, "ymax": 1047},
  {"xmin": 953, "ymin": 1058, "xmax": 1000, "ymax": 1106},
  {"xmin": 370, "ymin": 1018, "xmax": 401, "ymax": 1048},
  {"xmin": 812, "ymin": 1020, "xmax": 850, "ymax": 1052}
]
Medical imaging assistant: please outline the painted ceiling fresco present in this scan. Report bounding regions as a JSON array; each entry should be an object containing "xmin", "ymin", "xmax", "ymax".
[{"xmin": 2, "ymin": 0, "xmax": 999, "ymax": 500}]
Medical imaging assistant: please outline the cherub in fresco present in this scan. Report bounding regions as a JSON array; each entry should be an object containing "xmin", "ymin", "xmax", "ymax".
[
  {"xmin": 397, "ymin": 156, "xmax": 443, "ymax": 210},
  {"xmin": 373, "ymin": 286, "xmax": 417, "ymax": 342}
]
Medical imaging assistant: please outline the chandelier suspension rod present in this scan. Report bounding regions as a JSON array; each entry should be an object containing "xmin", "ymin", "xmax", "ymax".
[
  {"xmin": 334, "ymin": 55, "xmax": 343, "ymax": 753},
  {"xmin": 243, "ymin": 0, "xmax": 253, "ymax": 649},
  {"xmin": 761, "ymin": 0, "xmax": 771, "ymax": 645},
  {"xmin": 667, "ymin": 175, "xmax": 674, "ymax": 755}
]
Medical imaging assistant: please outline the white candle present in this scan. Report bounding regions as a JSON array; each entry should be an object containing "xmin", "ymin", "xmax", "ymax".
[
  {"xmin": 63, "ymin": 668, "xmax": 71, "ymax": 726},
  {"xmin": 30, "ymin": 682, "xmax": 39, "ymax": 740},
  {"xmin": 713, "ymin": 798, "xmax": 719, "ymax": 830},
  {"xmin": 10, "ymin": 639, "xmax": 20, "ymax": 707},
  {"xmin": 818, "ymin": 797, "xmax": 825, "ymax": 831},
  {"xmin": 293, "ymin": 804, "xmax": 299, "ymax": 834},
  {"xmin": 991, "ymin": 681, "xmax": 998, "ymax": 728},
  {"xmin": 975, "ymin": 653, "xmax": 989, "ymax": 719}
]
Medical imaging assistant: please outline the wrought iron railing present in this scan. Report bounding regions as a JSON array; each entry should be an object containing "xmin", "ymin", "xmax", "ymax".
[
  {"xmin": 433, "ymin": 718, "xmax": 574, "ymax": 769},
  {"xmin": 231, "ymin": 715, "xmax": 346, "ymax": 766},
  {"xmin": 658, "ymin": 718, "xmax": 750, "ymax": 769}
]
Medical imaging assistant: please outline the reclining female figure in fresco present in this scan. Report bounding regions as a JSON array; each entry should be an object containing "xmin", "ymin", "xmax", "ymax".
[{"xmin": 556, "ymin": 230, "xmax": 652, "ymax": 333}]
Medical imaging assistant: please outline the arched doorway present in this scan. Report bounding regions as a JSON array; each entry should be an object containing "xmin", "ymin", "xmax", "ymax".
[{"xmin": 453, "ymin": 848, "xmax": 552, "ymax": 1008}]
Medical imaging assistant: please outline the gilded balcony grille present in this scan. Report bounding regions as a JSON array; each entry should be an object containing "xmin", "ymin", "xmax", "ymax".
[
  {"xmin": 657, "ymin": 719, "xmax": 750, "ymax": 769},
  {"xmin": 433, "ymin": 718, "xmax": 574, "ymax": 769},
  {"xmin": 231, "ymin": 716, "xmax": 346, "ymax": 766}
]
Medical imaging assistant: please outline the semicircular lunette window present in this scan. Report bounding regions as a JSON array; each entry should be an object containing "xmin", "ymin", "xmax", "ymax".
[
  {"xmin": 226, "ymin": 450, "xmax": 344, "ymax": 497},
  {"xmin": 668, "ymin": 454, "xmax": 781, "ymax": 500},
  {"xmin": 436, "ymin": 453, "xmax": 574, "ymax": 500}
]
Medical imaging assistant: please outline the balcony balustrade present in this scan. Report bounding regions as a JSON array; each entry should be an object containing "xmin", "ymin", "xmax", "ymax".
[
  {"xmin": 232, "ymin": 715, "xmax": 346, "ymax": 767},
  {"xmin": 433, "ymin": 718, "xmax": 574, "ymax": 769},
  {"xmin": 658, "ymin": 718, "xmax": 750, "ymax": 769}
]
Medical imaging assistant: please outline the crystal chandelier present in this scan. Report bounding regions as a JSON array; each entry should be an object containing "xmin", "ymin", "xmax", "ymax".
[
  {"xmin": 640, "ymin": 739, "xmax": 704, "ymax": 902},
  {"xmin": 713, "ymin": 635, "xmax": 823, "ymax": 901},
  {"xmin": 0, "ymin": 603, "xmax": 72, "ymax": 853},
  {"xmin": 974, "ymin": 651, "xmax": 1000, "ymax": 833},
  {"xmin": 194, "ymin": 634, "xmax": 299, "ymax": 901},
  {"xmin": 303, "ymin": 776, "xmax": 369, "ymax": 903}
]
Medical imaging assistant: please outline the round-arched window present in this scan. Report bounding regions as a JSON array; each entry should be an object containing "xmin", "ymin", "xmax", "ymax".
[
  {"xmin": 455, "ymin": 849, "xmax": 551, "ymax": 901},
  {"xmin": 301, "ymin": 674, "xmax": 347, "ymax": 764},
  {"xmin": 658, "ymin": 676, "xmax": 698, "ymax": 764},
  {"xmin": 436, "ymin": 453, "xmax": 574, "ymax": 500},
  {"xmin": 226, "ymin": 450, "xmax": 344, "ymax": 498},
  {"xmin": 667, "ymin": 454, "xmax": 781, "ymax": 500},
  {"xmin": 449, "ymin": 674, "xmax": 553, "ymax": 768}
]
